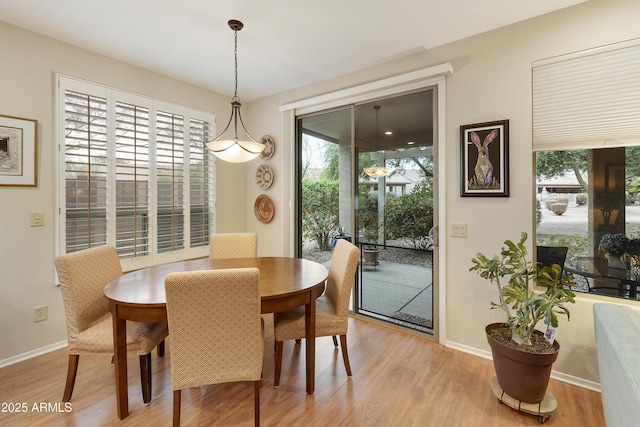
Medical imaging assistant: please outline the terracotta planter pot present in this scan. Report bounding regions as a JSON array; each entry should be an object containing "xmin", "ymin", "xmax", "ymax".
[{"xmin": 485, "ymin": 323, "xmax": 560, "ymax": 403}]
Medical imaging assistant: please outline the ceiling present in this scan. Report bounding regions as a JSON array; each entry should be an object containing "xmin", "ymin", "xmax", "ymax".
[
  {"xmin": 0, "ymin": 0, "xmax": 587, "ymax": 101},
  {"xmin": 300, "ymin": 91, "xmax": 435, "ymax": 153}
]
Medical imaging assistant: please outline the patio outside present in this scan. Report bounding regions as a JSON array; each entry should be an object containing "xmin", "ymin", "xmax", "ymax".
[{"xmin": 304, "ymin": 240, "xmax": 433, "ymax": 334}]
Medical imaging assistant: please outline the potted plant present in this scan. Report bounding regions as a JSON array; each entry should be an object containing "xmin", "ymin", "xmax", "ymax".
[
  {"xmin": 469, "ymin": 232, "xmax": 576, "ymax": 403},
  {"xmin": 360, "ymin": 215, "xmax": 381, "ymax": 267},
  {"xmin": 598, "ymin": 233, "xmax": 640, "ymax": 269}
]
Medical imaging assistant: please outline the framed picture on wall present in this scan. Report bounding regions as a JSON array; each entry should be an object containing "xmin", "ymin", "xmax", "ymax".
[
  {"xmin": 460, "ymin": 119, "xmax": 509, "ymax": 197},
  {"xmin": 0, "ymin": 114, "xmax": 38, "ymax": 187}
]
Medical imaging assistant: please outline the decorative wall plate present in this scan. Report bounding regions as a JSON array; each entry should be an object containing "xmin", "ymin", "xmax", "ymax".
[
  {"xmin": 259, "ymin": 135, "xmax": 275, "ymax": 159},
  {"xmin": 254, "ymin": 194, "xmax": 275, "ymax": 223},
  {"xmin": 255, "ymin": 164, "xmax": 274, "ymax": 190}
]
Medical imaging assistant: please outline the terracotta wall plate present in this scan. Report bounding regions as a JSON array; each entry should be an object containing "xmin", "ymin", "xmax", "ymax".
[
  {"xmin": 254, "ymin": 194, "xmax": 274, "ymax": 223},
  {"xmin": 255, "ymin": 164, "xmax": 274, "ymax": 189}
]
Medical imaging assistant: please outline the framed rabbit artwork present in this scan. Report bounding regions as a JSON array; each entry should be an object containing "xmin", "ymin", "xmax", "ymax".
[{"xmin": 460, "ymin": 119, "xmax": 509, "ymax": 197}]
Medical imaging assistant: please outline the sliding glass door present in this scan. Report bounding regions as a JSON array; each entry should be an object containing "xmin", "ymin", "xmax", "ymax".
[{"xmin": 296, "ymin": 89, "xmax": 437, "ymax": 337}]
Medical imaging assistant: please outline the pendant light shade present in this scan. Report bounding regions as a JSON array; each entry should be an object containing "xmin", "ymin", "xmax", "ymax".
[
  {"xmin": 364, "ymin": 105, "xmax": 388, "ymax": 178},
  {"xmin": 364, "ymin": 166, "xmax": 388, "ymax": 178},
  {"xmin": 205, "ymin": 20, "xmax": 264, "ymax": 163}
]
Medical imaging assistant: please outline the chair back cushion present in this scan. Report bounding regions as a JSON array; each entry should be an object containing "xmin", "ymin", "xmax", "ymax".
[
  {"xmin": 165, "ymin": 268, "xmax": 263, "ymax": 390},
  {"xmin": 325, "ymin": 239, "xmax": 361, "ymax": 317},
  {"xmin": 55, "ymin": 246, "xmax": 122, "ymax": 341},
  {"xmin": 209, "ymin": 233, "xmax": 258, "ymax": 259},
  {"xmin": 536, "ymin": 246, "xmax": 569, "ymax": 271}
]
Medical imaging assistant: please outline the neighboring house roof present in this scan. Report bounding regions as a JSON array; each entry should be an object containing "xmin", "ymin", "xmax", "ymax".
[{"xmin": 537, "ymin": 172, "xmax": 586, "ymax": 191}]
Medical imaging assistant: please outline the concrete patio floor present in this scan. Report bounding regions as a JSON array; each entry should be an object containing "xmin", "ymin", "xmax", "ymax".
[{"xmin": 357, "ymin": 257, "xmax": 433, "ymax": 333}]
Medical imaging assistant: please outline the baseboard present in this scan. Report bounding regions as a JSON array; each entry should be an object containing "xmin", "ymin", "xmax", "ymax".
[
  {"xmin": 551, "ymin": 371, "xmax": 601, "ymax": 393},
  {"xmin": 0, "ymin": 340, "xmax": 67, "ymax": 369},
  {"xmin": 446, "ymin": 340, "xmax": 493, "ymax": 360},
  {"xmin": 445, "ymin": 339, "xmax": 601, "ymax": 393}
]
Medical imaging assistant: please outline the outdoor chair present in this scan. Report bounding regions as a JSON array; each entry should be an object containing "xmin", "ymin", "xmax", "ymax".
[{"xmin": 536, "ymin": 246, "xmax": 568, "ymax": 271}]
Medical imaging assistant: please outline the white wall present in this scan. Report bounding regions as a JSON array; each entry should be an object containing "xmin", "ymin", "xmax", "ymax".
[
  {"xmin": 3, "ymin": 0, "xmax": 640, "ymax": 389},
  {"xmin": 247, "ymin": 0, "xmax": 640, "ymax": 388},
  {"xmin": 0, "ymin": 21, "xmax": 248, "ymax": 363}
]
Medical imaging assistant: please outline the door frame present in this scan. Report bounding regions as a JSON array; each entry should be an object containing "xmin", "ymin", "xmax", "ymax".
[{"xmin": 280, "ymin": 64, "xmax": 451, "ymax": 344}]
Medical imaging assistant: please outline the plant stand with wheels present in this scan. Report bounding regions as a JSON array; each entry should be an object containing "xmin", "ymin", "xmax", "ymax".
[{"xmin": 490, "ymin": 377, "xmax": 557, "ymax": 424}]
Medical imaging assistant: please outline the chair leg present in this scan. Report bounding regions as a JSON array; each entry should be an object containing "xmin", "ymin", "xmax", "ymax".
[
  {"xmin": 139, "ymin": 353, "xmax": 152, "ymax": 404},
  {"xmin": 332, "ymin": 335, "xmax": 338, "ymax": 347},
  {"xmin": 254, "ymin": 380, "xmax": 261, "ymax": 427},
  {"xmin": 274, "ymin": 340, "xmax": 283, "ymax": 387},
  {"xmin": 157, "ymin": 340, "xmax": 165, "ymax": 357},
  {"xmin": 62, "ymin": 354, "xmax": 80, "ymax": 402},
  {"xmin": 339, "ymin": 334, "xmax": 352, "ymax": 376},
  {"xmin": 173, "ymin": 389, "xmax": 181, "ymax": 427}
]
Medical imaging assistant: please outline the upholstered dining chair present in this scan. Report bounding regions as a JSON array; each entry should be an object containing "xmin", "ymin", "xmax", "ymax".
[
  {"xmin": 165, "ymin": 268, "xmax": 264, "ymax": 427},
  {"xmin": 209, "ymin": 232, "xmax": 258, "ymax": 259},
  {"xmin": 54, "ymin": 245, "xmax": 168, "ymax": 403},
  {"xmin": 273, "ymin": 239, "xmax": 360, "ymax": 387}
]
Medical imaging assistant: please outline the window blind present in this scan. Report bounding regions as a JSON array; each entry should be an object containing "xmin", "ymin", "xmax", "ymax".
[
  {"xmin": 115, "ymin": 101, "xmax": 150, "ymax": 258},
  {"xmin": 532, "ymin": 39, "xmax": 640, "ymax": 151},
  {"xmin": 156, "ymin": 111, "xmax": 185, "ymax": 253},
  {"xmin": 58, "ymin": 76, "xmax": 215, "ymax": 266},
  {"xmin": 63, "ymin": 91, "xmax": 109, "ymax": 252},
  {"xmin": 188, "ymin": 118, "xmax": 214, "ymax": 248}
]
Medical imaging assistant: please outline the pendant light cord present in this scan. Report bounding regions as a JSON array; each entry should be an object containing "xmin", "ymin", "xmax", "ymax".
[{"xmin": 233, "ymin": 29, "xmax": 239, "ymax": 101}]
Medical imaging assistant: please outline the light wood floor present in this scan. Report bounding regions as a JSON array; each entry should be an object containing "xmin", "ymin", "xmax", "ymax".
[{"xmin": 0, "ymin": 316, "xmax": 604, "ymax": 426}]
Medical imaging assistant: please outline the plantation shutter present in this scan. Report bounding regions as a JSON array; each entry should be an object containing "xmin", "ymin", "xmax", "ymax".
[
  {"xmin": 58, "ymin": 75, "xmax": 215, "ymax": 265},
  {"xmin": 63, "ymin": 90, "xmax": 109, "ymax": 252},
  {"xmin": 155, "ymin": 111, "xmax": 185, "ymax": 253},
  {"xmin": 533, "ymin": 39, "xmax": 640, "ymax": 151},
  {"xmin": 115, "ymin": 101, "xmax": 151, "ymax": 258},
  {"xmin": 188, "ymin": 118, "xmax": 214, "ymax": 248}
]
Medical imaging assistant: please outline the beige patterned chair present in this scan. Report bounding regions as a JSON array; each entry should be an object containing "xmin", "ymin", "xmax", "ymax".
[
  {"xmin": 209, "ymin": 232, "xmax": 258, "ymax": 259},
  {"xmin": 165, "ymin": 268, "xmax": 264, "ymax": 427},
  {"xmin": 273, "ymin": 239, "xmax": 360, "ymax": 387},
  {"xmin": 54, "ymin": 245, "xmax": 168, "ymax": 403}
]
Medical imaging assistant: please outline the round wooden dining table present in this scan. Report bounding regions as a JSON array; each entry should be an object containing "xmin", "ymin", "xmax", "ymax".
[{"xmin": 103, "ymin": 256, "xmax": 328, "ymax": 420}]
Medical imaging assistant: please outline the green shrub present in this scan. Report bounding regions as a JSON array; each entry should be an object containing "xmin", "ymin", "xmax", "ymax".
[
  {"xmin": 626, "ymin": 193, "xmax": 636, "ymax": 205},
  {"xmin": 385, "ymin": 184, "xmax": 434, "ymax": 249},
  {"xmin": 302, "ymin": 180, "xmax": 339, "ymax": 250}
]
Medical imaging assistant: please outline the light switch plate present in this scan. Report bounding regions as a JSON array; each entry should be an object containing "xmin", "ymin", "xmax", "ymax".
[
  {"xmin": 30, "ymin": 211, "xmax": 44, "ymax": 227},
  {"xmin": 452, "ymin": 223, "xmax": 467, "ymax": 237}
]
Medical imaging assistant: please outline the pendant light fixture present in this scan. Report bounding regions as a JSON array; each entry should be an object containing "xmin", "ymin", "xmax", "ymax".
[
  {"xmin": 364, "ymin": 105, "xmax": 388, "ymax": 178},
  {"xmin": 205, "ymin": 19, "xmax": 265, "ymax": 163}
]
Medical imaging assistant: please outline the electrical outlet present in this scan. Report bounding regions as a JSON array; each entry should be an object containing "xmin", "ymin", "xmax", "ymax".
[{"xmin": 34, "ymin": 305, "xmax": 48, "ymax": 322}]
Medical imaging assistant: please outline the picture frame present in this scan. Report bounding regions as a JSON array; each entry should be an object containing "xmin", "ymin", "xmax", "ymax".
[
  {"xmin": 460, "ymin": 119, "xmax": 509, "ymax": 197},
  {"xmin": 0, "ymin": 114, "xmax": 38, "ymax": 187}
]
